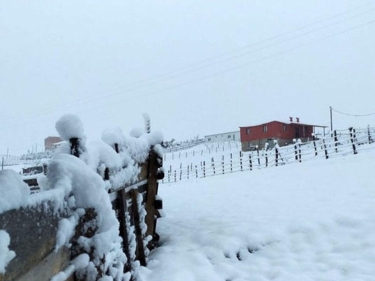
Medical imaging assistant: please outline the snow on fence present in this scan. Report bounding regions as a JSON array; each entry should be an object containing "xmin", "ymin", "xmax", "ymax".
[
  {"xmin": 0, "ymin": 114, "xmax": 164, "ymax": 281},
  {"xmin": 163, "ymin": 141, "xmax": 241, "ymax": 161},
  {"xmin": 162, "ymin": 126, "xmax": 375, "ymax": 183},
  {"xmin": 0, "ymin": 155, "xmax": 31, "ymax": 168}
]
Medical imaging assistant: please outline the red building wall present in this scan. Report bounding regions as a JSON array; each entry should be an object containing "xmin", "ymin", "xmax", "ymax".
[{"xmin": 240, "ymin": 121, "xmax": 314, "ymax": 150}]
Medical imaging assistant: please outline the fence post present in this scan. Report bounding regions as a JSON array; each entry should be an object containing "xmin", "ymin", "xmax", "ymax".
[
  {"xmin": 265, "ymin": 143, "xmax": 269, "ymax": 167},
  {"xmin": 203, "ymin": 161, "xmax": 206, "ymax": 177},
  {"xmin": 275, "ymin": 141, "xmax": 279, "ymax": 167},
  {"xmin": 211, "ymin": 157, "xmax": 215, "ymax": 175},
  {"xmin": 146, "ymin": 147, "xmax": 164, "ymax": 249},
  {"xmin": 334, "ymin": 130, "xmax": 338, "ymax": 153},
  {"xmin": 187, "ymin": 166, "xmax": 189, "ymax": 179},
  {"xmin": 312, "ymin": 134, "xmax": 317, "ymax": 156},
  {"xmin": 117, "ymin": 188, "xmax": 132, "ymax": 272},
  {"xmin": 69, "ymin": 137, "xmax": 81, "ymax": 157},
  {"xmin": 322, "ymin": 139, "xmax": 329, "ymax": 159},
  {"xmin": 368, "ymin": 125, "xmax": 372, "ymax": 144},
  {"xmin": 293, "ymin": 139, "xmax": 298, "ymax": 161},
  {"xmin": 249, "ymin": 153, "xmax": 252, "ymax": 171},
  {"xmin": 298, "ymin": 139, "xmax": 302, "ymax": 162},
  {"xmin": 349, "ymin": 127, "xmax": 358, "ymax": 155},
  {"xmin": 174, "ymin": 170, "xmax": 176, "ymax": 182},
  {"xmin": 130, "ymin": 189, "xmax": 147, "ymax": 266},
  {"xmin": 240, "ymin": 151, "xmax": 243, "ymax": 171},
  {"xmin": 195, "ymin": 165, "xmax": 198, "ymax": 178},
  {"xmin": 230, "ymin": 153, "xmax": 233, "ymax": 172},
  {"xmin": 257, "ymin": 146, "xmax": 260, "ymax": 167},
  {"xmin": 222, "ymin": 155, "xmax": 225, "ymax": 174}
]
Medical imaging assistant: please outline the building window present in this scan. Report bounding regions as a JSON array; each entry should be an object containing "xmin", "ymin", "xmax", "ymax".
[
  {"xmin": 263, "ymin": 125, "xmax": 268, "ymax": 132},
  {"xmin": 246, "ymin": 128, "xmax": 250, "ymax": 135},
  {"xmin": 283, "ymin": 125, "xmax": 287, "ymax": 132}
]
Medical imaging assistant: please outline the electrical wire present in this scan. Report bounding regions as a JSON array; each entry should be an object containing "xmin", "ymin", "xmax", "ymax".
[
  {"xmin": 332, "ymin": 108, "xmax": 375, "ymax": 117},
  {"xmin": 1, "ymin": 2, "xmax": 375, "ymax": 125}
]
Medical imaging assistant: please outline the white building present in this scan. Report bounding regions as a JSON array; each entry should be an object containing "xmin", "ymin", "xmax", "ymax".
[{"xmin": 204, "ymin": 131, "xmax": 240, "ymax": 143}]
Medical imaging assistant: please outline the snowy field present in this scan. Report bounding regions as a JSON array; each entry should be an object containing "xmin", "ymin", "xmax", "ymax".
[{"xmin": 140, "ymin": 148, "xmax": 375, "ymax": 281}]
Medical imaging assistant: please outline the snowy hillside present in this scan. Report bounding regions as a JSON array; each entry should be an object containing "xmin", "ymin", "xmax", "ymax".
[{"xmin": 140, "ymin": 145, "xmax": 375, "ymax": 280}]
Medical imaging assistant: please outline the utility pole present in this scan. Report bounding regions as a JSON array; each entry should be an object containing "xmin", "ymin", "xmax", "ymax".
[{"xmin": 330, "ymin": 106, "xmax": 333, "ymax": 132}]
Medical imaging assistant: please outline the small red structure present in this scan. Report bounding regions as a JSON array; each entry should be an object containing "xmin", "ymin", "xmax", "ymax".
[
  {"xmin": 44, "ymin": 136, "xmax": 63, "ymax": 151},
  {"xmin": 240, "ymin": 118, "xmax": 327, "ymax": 151}
]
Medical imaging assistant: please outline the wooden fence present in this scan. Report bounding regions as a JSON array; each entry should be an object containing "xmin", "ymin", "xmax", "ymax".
[
  {"xmin": 0, "ymin": 125, "xmax": 164, "ymax": 281},
  {"xmin": 162, "ymin": 126, "xmax": 375, "ymax": 183}
]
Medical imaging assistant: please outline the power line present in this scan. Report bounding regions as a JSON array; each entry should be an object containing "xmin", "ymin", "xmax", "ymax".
[
  {"xmin": 1, "ymin": 6, "xmax": 375, "ymax": 128},
  {"xmin": 2, "ymin": 1, "xmax": 374, "ymax": 121},
  {"xmin": 332, "ymin": 108, "xmax": 375, "ymax": 117}
]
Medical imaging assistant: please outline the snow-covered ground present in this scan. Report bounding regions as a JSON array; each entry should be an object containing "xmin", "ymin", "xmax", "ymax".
[{"xmin": 140, "ymin": 148, "xmax": 375, "ymax": 281}]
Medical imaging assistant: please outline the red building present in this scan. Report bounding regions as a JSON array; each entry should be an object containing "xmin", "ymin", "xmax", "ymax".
[
  {"xmin": 44, "ymin": 136, "xmax": 63, "ymax": 151},
  {"xmin": 240, "ymin": 118, "xmax": 327, "ymax": 151}
]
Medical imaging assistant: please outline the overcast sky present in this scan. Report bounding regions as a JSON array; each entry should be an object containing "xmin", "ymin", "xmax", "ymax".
[{"xmin": 1, "ymin": 0, "xmax": 374, "ymax": 155}]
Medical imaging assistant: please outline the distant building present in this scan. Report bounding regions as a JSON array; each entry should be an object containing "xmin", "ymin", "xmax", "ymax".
[
  {"xmin": 44, "ymin": 136, "xmax": 63, "ymax": 151},
  {"xmin": 204, "ymin": 131, "xmax": 240, "ymax": 143},
  {"xmin": 240, "ymin": 118, "xmax": 327, "ymax": 151}
]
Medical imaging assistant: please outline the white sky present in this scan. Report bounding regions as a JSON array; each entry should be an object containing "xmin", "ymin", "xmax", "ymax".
[{"xmin": 1, "ymin": 0, "xmax": 375, "ymax": 155}]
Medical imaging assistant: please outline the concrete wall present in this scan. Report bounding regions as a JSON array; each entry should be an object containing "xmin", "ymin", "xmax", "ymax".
[{"xmin": 0, "ymin": 204, "xmax": 71, "ymax": 281}]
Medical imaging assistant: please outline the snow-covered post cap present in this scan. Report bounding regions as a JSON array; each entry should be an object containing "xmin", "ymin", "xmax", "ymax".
[
  {"xmin": 265, "ymin": 142, "xmax": 269, "ymax": 150},
  {"xmin": 55, "ymin": 114, "xmax": 85, "ymax": 157},
  {"xmin": 102, "ymin": 127, "xmax": 125, "ymax": 153}
]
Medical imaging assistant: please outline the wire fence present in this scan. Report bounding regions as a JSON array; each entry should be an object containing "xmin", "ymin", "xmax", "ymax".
[{"xmin": 161, "ymin": 126, "xmax": 375, "ymax": 184}]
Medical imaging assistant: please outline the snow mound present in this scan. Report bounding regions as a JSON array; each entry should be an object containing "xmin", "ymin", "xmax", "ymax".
[
  {"xmin": 55, "ymin": 114, "xmax": 85, "ymax": 141},
  {"xmin": 0, "ymin": 230, "xmax": 16, "ymax": 274},
  {"xmin": 0, "ymin": 170, "xmax": 30, "ymax": 213}
]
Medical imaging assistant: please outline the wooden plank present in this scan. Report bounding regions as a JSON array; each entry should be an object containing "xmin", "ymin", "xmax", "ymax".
[
  {"xmin": 117, "ymin": 189, "xmax": 132, "ymax": 272},
  {"xmin": 144, "ymin": 150, "xmax": 159, "ymax": 250},
  {"xmin": 130, "ymin": 189, "xmax": 146, "ymax": 266}
]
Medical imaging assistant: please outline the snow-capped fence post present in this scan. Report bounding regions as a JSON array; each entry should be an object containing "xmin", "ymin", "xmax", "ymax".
[
  {"xmin": 322, "ymin": 139, "xmax": 329, "ymax": 159},
  {"xmin": 312, "ymin": 134, "xmax": 318, "ymax": 156},
  {"xmin": 187, "ymin": 165, "xmax": 189, "ymax": 179},
  {"xmin": 116, "ymin": 188, "xmax": 132, "ymax": 271},
  {"xmin": 275, "ymin": 141, "xmax": 279, "ymax": 167},
  {"xmin": 222, "ymin": 155, "xmax": 225, "ymax": 174},
  {"xmin": 257, "ymin": 146, "xmax": 260, "ymax": 167},
  {"xmin": 334, "ymin": 130, "xmax": 338, "ymax": 153},
  {"xmin": 265, "ymin": 144, "xmax": 269, "ymax": 167},
  {"xmin": 195, "ymin": 165, "xmax": 198, "ymax": 178},
  {"xmin": 203, "ymin": 161, "xmax": 206, "ymax": 177},
  {"xmin": 240, "ymin": 151, "xmax": 243, "ymax": 171},
  {"xmin": 249, "ymin": 154, "xmax": 252, "ymax": 171},
  {"xmin": 293, "ymin": 139, "xmax": 298, "ymax": 161},
  {"xmin": 298, "ymin": 139, "xmax": 302, "ymax": 162},
  {"xmin": 211, "ymin": 157, "xmax": 215, "ymax": 175},
  {"xmin": 368, "ymin": 125, "xmax": 372, "ymax": 144},
  {"xmin": 230, "ymin": 153, "xmax": 233, "ymax": 172},
  {"xmin": 349, "ymin": 127, "xmax": 358, "ymax": 155},
  {"xmin": 130, "ymin": 189, "xmax": 147, "ymax": 266}
]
